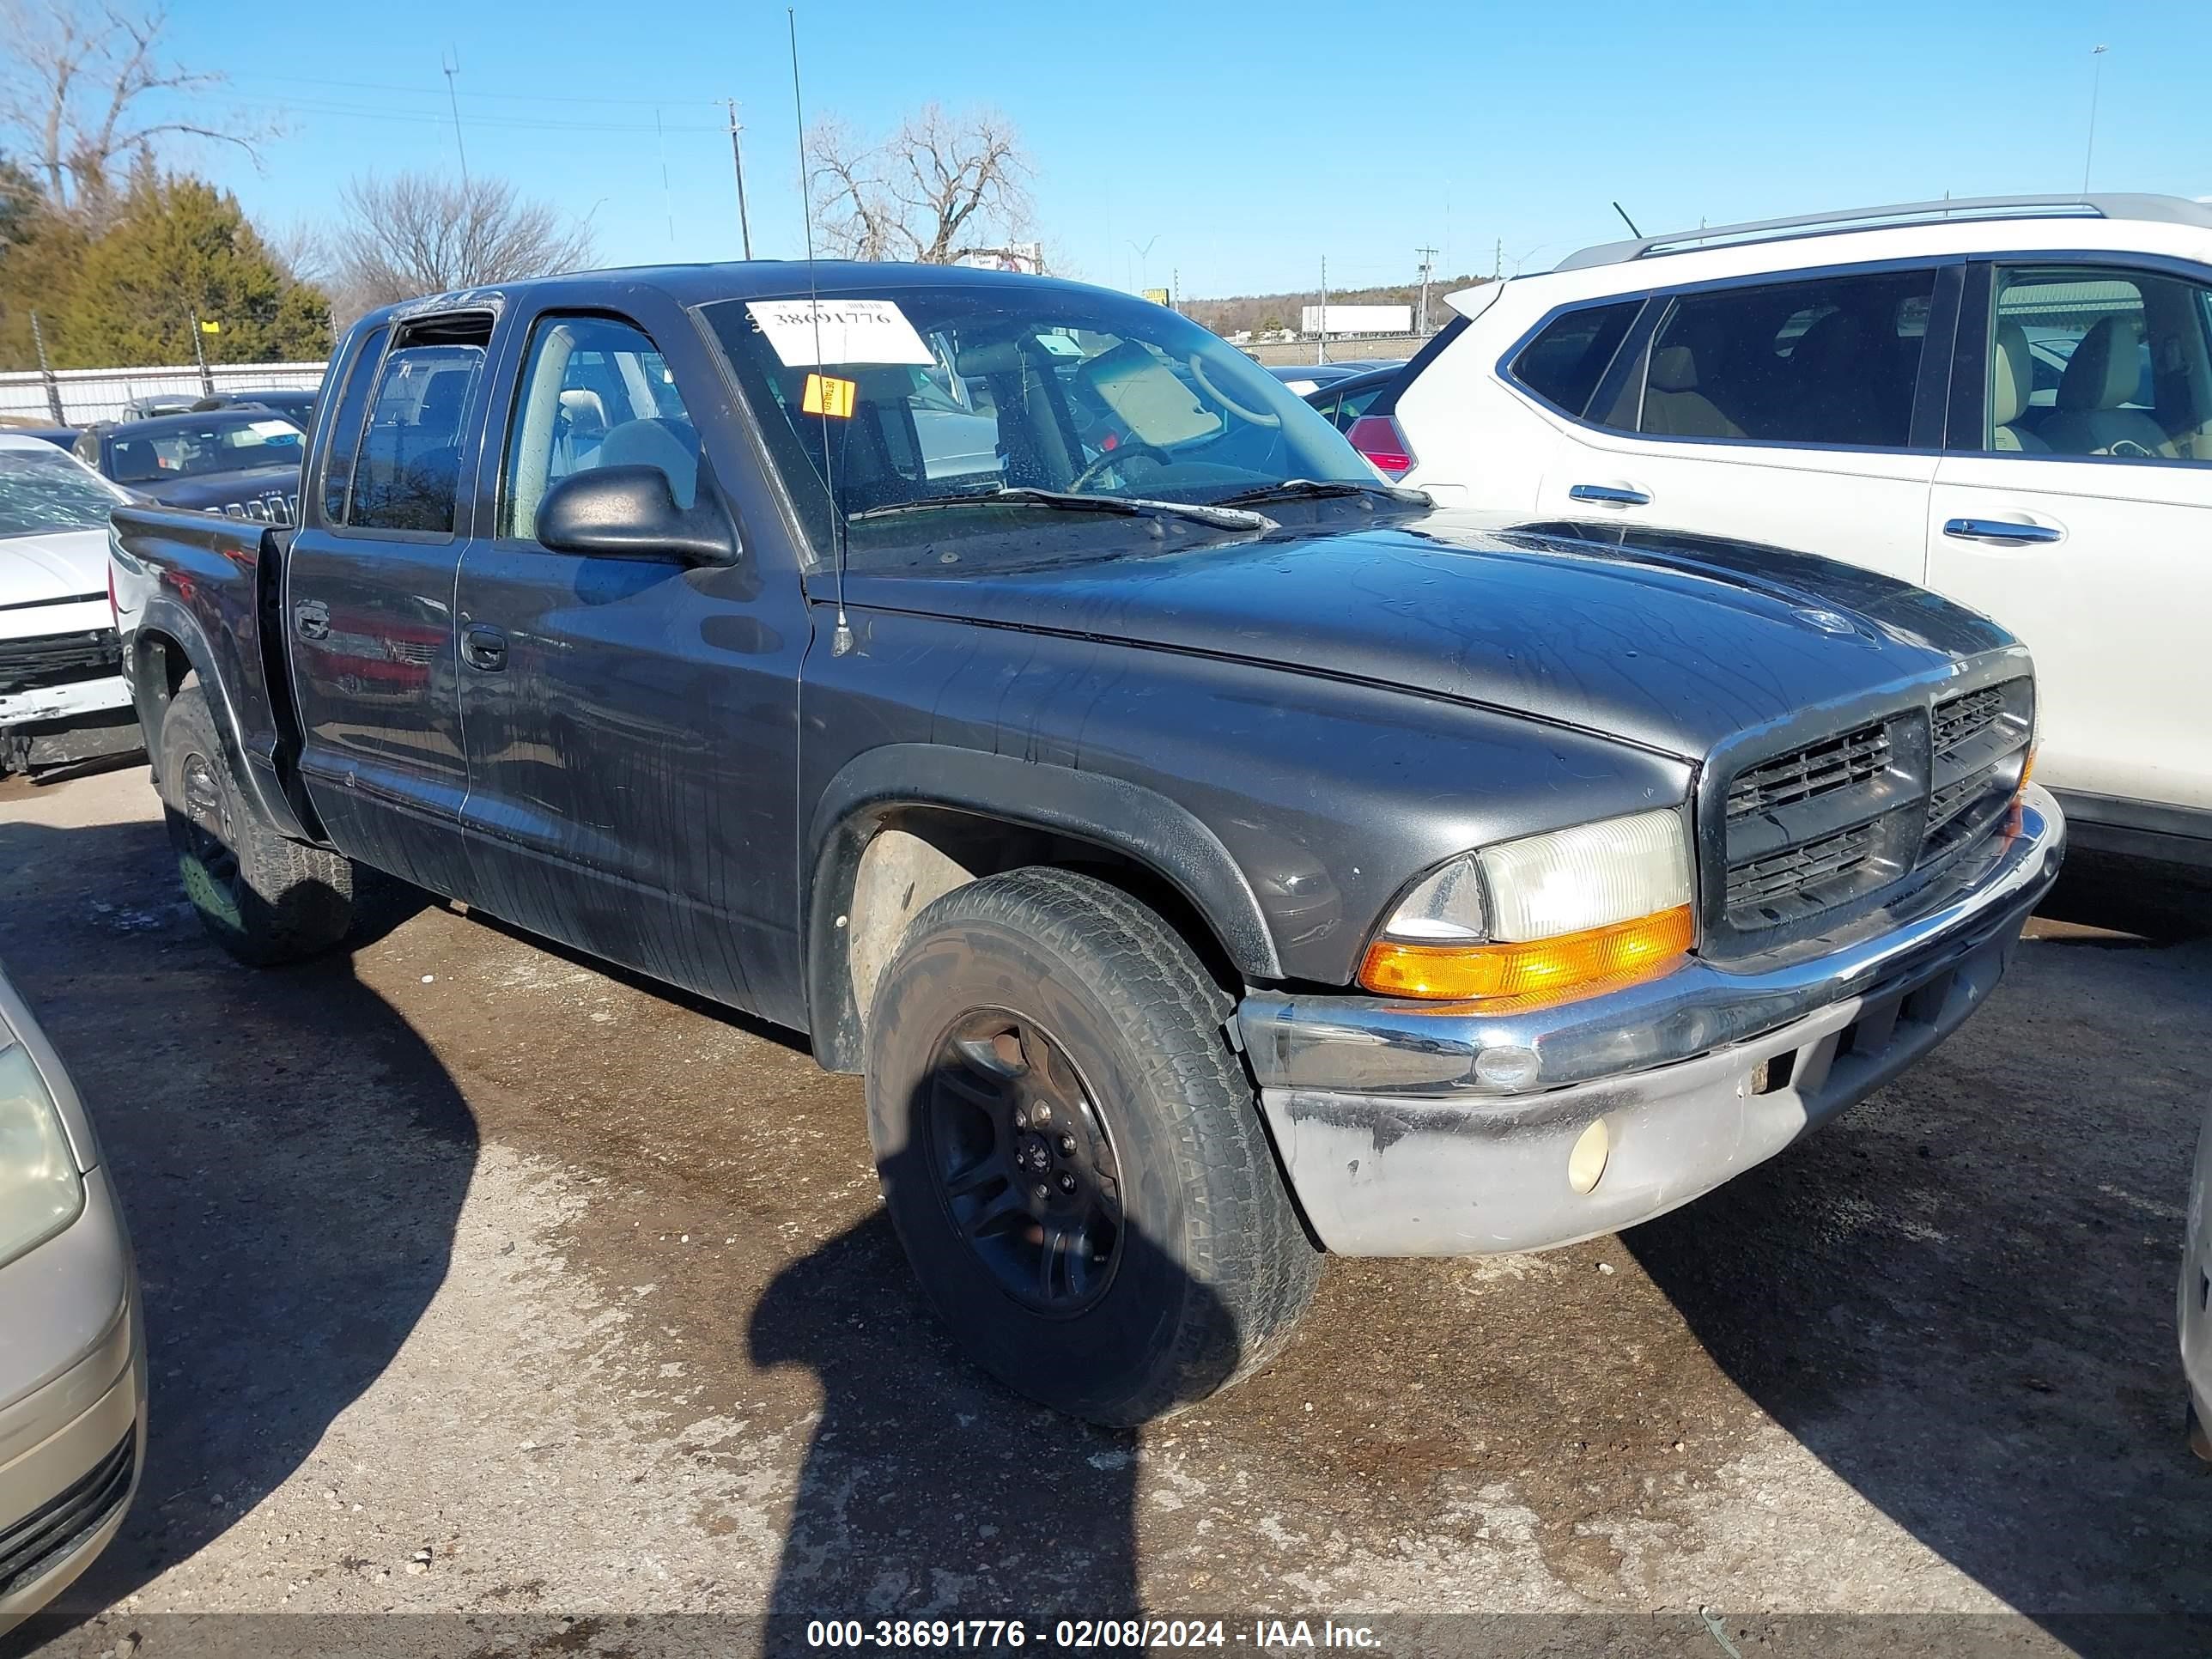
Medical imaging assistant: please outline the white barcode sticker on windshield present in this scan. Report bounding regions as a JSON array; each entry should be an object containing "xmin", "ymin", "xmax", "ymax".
[
  {"xmin": 247, "ymin": 418, "xmax": 299, "ymax": 437},
  {"xmin": 746, "ymin": 299, "xmax": 933, "ymax": 368}
]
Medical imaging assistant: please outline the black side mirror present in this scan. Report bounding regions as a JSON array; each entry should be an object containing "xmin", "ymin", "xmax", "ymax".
[{"xmin": 535, "ymin": 465, "xmax": 738, "ymax": 566}]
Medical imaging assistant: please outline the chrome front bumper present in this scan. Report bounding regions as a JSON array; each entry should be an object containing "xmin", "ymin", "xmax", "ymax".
[{"xmin": 1237, "ymin": 787, "xmax": 2065, "ymax": 1256}]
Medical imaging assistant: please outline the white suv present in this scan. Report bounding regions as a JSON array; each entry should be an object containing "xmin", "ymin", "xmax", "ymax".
[{"xmin": 1387, "ymin": 194, "xmax": 2212, "ymax": 870}]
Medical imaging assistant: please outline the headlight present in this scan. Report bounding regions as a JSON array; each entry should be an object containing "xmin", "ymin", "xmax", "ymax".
[
  {"xmin": 0, "ymin": 1042, "xmax": 86, "ymax": 1269},
  {"xmin": 1360, "ymin": 809, "xmax": 1695, "ymax": 1006}
]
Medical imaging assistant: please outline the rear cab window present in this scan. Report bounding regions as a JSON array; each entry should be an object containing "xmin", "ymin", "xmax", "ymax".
[
  {"xmin": 332, "ymin": 313, "xmax": 495, "ymax": 537},
  {"xmin": 316, "ymin": 325, "xmax": 390, "ymax": 525}
]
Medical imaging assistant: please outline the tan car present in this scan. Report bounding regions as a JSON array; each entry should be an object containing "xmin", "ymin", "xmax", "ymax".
[{"xmin": 0, "ymin": 960, "xmax": 144, "ymax": 1634}]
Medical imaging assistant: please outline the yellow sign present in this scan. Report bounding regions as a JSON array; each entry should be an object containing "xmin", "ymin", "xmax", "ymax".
[
  {"xmin": 801, "ymin": 372, "xmax": 856, "ymax": 418},
  {"xmin": 1141, "ymin": 287, "xmax": 1171, "ymax": 306},
  {"xmin": 199, "ymin": 319, "xmax": 222, "ymax": 334}
]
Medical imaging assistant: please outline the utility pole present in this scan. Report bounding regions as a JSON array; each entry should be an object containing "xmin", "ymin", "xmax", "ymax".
[
  {"xmin": 187, "ymin": 307, "xmax": 213, "ymax": 395},
  {"xmin": 1493, "ymin": 237, "xmax": 1502, "ymax": 282},
  {"xmin": 28, "ymin": 313, "xmax": 64, "ymax": 423},
  {"xmin": 2082, "ymin": 45, "xmax": 2109, "ymax": 194},
  {"xmin": 441, "ymin": 50, "xmax": 469, "ymax": 186},
  {"xmin": 1317, "ymin": 254, "xmax": 1328, "ymax": 366},
  {"xmin": 1414, "ymin": 244, "xmax": 1438, "ymax": 335},
  {"xmin": 727, "ymin": 99, "xmax": 755, "ymax": 259}
]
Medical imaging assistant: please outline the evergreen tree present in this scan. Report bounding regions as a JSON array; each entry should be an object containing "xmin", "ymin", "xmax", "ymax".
[{"xmin": 52, "ymin": 171, "xmax": 329, "ymax": 368}]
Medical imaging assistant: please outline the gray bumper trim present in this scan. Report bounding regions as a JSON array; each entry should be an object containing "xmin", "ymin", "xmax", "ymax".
[
  {"xmin": 1238, "ymin": 787, "xmax": 2063, "ymax": 1102},
  {"xmin": 1261, "ymin": 915, "xmax": 2021, "ymax": 1256}
]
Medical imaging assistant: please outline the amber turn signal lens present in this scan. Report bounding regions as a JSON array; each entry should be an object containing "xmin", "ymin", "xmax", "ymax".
[{"xmin": 1358, "ymin": 904, "xmax": 1696, "ymax": 1006}]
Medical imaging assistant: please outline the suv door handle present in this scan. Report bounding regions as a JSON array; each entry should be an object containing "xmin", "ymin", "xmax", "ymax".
[
  {"xmin": 293, "ymin": 599, "xmax": 329, "ymax": 641},
  {"xmin": 1569, "ymin": 483, "xmax": 1652, "ymax": 507},
  {"xmin": 461, "ymin": 624, "xmax": 507, "ymax": 672},
  {"xmin": 1942, "ymin": 518, "xmax": 2063, "ymax": 544}
]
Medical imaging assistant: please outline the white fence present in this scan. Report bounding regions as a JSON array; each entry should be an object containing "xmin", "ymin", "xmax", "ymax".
[{"xmin": 0, "ymin": 361, "xmax": 328, "ymax": 427}]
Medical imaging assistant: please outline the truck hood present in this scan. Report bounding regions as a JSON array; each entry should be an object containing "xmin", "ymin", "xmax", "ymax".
[
  {"xmin": 836, "ymin": 512, "xmax": 2020, "ymax": 761},
  {"xmin": 1, "ymin": 526, "xmax": 109, "ymax": 610}
]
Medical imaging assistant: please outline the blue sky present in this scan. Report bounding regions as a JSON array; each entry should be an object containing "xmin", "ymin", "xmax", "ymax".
[{"xmin": 157, "ymin": 0, "xmax": 2208, "ymax": 300}]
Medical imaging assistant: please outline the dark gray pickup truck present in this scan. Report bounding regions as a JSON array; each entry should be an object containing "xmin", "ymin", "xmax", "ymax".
[{"xmin": 110, "ymin": 262, "xmax": 2064, "ymax": 1423}]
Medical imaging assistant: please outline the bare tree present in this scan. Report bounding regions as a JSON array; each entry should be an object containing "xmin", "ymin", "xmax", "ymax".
[
  {"xmin": 0, "ymin": 2, "xmax": 272, "ymax": 215},
  {"xmin": 805, "ymin": 104, "xmax": 1032, "ymax": 264},
  {"xmin": 328, "ymin": 172, "xmax": 596, "ymax": 318}
]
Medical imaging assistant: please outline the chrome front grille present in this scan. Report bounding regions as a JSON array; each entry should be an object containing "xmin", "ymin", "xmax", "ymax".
[{"xmin": 1716, "ymin": 678, "xmax": 2033, "ymax": 944}]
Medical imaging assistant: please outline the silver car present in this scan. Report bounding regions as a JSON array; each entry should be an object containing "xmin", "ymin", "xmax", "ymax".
[{"xmin": 0, "ymin": 963, "xmax": 144, "ymax": 1633}]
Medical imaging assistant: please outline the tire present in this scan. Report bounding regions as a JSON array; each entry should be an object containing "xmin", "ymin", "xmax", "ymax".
[
  {"xmin": 158, "ymin": 683, "xmax": 355, "ymax": 965},
  {"xmin": 865, "ymin": 866, "xmax": 1321, "ymax": 1425}
]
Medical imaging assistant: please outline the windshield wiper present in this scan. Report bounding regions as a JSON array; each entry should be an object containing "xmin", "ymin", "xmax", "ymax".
[
  {"xmin": 849, "ymin": 486, "xmax": 1271, "ymax": 532},
  {"xmin": 1212, "ymin": 478, "xmax": 1430, "ymax": 509}
]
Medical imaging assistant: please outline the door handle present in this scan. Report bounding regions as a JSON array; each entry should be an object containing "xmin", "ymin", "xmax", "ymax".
[
  {"xmin": 1942, "ymin": 518, "xmax": 2063, "ymax": 544},
  {"xmin": 1569, "ymin": 483, "xmax": 1652, "ymax": 507},
  {"xmin": 461, "ymin": 624, "xmax": 507, "ymax": 672},
  {"xmin": 293, "ymin": 599, "xmax": 329, "ymax": 641}
]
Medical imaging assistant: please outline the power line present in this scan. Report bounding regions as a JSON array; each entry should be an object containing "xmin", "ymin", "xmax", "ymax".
[
  {"xmin": 213, "ymin": 92, "xmax": 726, "ymax": 135},
  {"xmin": 224, "ymin": 70, "xmax": 728, "ymax": 110}
]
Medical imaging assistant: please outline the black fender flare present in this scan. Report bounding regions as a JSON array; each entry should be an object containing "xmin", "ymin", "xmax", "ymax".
[
  {"xmin": 804, "ymin": 744, "xmax": 1281, "ymax": 1072},
  {"xmin": 128, "ymin": 597, "xmax": 313, "ymax": 844}
]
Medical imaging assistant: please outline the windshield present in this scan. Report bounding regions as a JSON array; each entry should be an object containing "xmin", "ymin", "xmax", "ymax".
[
  {"xmin": 701, "ymin": 280, "xmax": 1381, "ymax": 569},
  {"xmin": 0, "ymin": 447, "xmax": 124, "ymax": 538},
  {"xmin": 107, "ymin": 416, "xmax": 303, "ymax": 484}
]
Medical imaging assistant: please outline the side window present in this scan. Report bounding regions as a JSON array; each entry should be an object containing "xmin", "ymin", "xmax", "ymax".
[
  {"xmin": 315, "ymin": 324, "xmax": 389, "ymax": 524},
  {"xmin": 1985, "ymin": 265, "xmax": 2212, "ymax": 462},
  {"xmin": 345, "ymin": 337, "xmax": 485, "ymax": 534},
  {"xmin": 1510, "ymin": 301, "xmax": 1640, "ymax": 417},
  {"xmin": 501, "ymin": 314, "xmax": 698, "ymax": 542},
  {"xmin": 1638, "ymin": 269, "xmax": 1936, "ymax": 447}
]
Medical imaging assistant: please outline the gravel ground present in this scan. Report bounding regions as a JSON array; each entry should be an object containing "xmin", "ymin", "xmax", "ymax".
[{"xmin": 1, "ymin": 764, "xmax": 2207, "ymax": 1659}]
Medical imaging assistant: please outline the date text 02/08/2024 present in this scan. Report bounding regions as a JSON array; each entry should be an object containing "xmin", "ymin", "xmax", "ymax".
[{"xmin": 802, "ymin": 1619, "xmax": 1382, "ymax": 1649}]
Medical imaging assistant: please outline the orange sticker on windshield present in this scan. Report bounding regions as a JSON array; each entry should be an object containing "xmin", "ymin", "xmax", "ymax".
[{"xmin": 802, "ymin": 373, "xmax": 857, "ymax": 418}]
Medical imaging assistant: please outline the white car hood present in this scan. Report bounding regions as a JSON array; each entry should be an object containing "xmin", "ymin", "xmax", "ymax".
[{"xmin": 0, "ymin": 526, "xmax": 109, "ymax": 609}]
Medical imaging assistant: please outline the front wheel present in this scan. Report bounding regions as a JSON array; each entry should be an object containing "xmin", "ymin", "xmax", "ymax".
[
  {"xmin": 865, "ymin": 867, "xmax": 1320, "ymax": 1425},
  {"xmin": 159, "ymin": 683, "xmax": 355, "ymax": 965}
]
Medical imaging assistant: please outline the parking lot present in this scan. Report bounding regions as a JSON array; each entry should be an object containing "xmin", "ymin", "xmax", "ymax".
[{"xmin": 3, "ymin": 763, "xmax": 2209, "ymax": 1656}]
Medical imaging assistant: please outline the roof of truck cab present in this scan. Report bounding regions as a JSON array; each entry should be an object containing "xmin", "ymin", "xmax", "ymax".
[{"xmin": 360, "ymin": 260, "xmax": 1126, "ymax": 328}]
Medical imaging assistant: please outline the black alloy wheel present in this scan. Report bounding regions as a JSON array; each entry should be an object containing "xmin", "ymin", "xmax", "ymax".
[{"xmin": 923, "ymin": 1011, "xmax": 1123, "ymax": 1316}]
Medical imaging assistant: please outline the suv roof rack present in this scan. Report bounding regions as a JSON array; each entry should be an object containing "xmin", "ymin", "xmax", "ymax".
[{"xmin": 1553, "ymin": 193, "xmax": 2212, "ymax": 273}]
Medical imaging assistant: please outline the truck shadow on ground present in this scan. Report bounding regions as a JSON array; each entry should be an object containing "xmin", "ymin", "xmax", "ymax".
[
  {"xmin": 0, "ymin": 816, "xmax": 476, "ymax": 1640},
  {"xmin": 744, "ymin": 1054, "xmax": 1249, "ymax": 1643},
  {"xmin": 746, "ymin": 1210, "xmax": 1151, "ymax": 1639},
  {"xmin": 1625, "ymin": 884, "xmax": 2212, "ymax": 1657}
]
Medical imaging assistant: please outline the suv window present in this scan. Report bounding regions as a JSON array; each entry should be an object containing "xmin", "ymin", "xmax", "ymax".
[
  {"xmin": 1510, "ymin": 301, "xmax": 1639, "ymax": 416},
  {"xmin": 343, "ymin": 337, "xmax": 486, "ymax": 534},
  {"xmin": 501, "ymin": 314, "xmax": 697, "ymax": 541},
  {"xmin": 1984, "ymin": 264, "xmax": 2212, "ymax": 461},
  {"xmin": 1635, "ymin": 269, "xmax": 1936, "ymax": 447}
]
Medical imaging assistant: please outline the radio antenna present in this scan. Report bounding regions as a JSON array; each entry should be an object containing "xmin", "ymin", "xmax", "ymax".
[{"xmin": 788, "ymin": 7, "xmax": 853, "ymax": 658}]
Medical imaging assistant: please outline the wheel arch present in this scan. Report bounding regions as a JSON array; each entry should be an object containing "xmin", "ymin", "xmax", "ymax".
[
  {"xmin": 128, "ymin": 601, "xmax": 311, "ymax": 843},
  {"xmin": 804, "ymin": 745, "xmax": 1282, "ymax": 1073}
]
